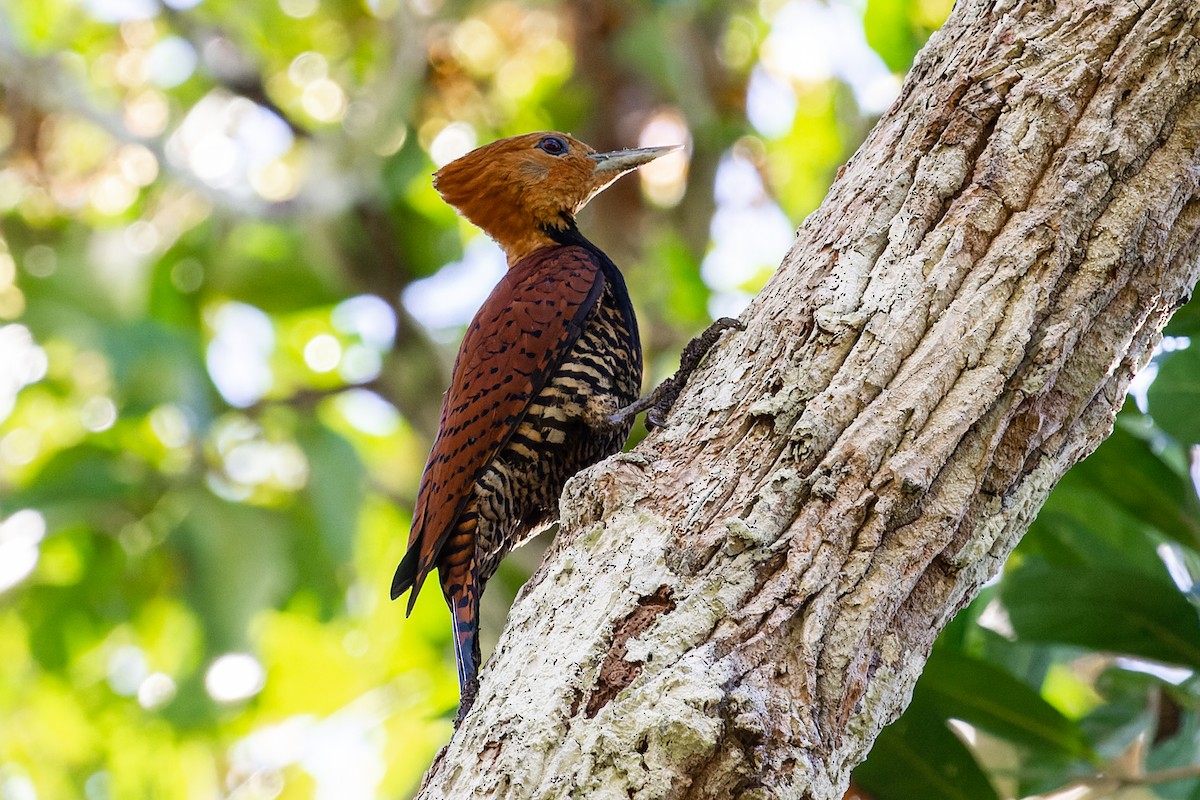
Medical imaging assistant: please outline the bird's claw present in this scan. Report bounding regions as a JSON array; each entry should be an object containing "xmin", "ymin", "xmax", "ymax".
[
  {"xmin": 453, "ymin": 677, "xmax": 480, "ymax": 729},
  {"xmin": 645, "ymin": 405, "xmax": 669, "ymax": 431},
  {"xmin": 600, "ymin": 401, "xmax": 640, "ymax": 431},
  {"xmin": 602, "ymin": 411, "xmax": 630, "ymax": 430},
  {"xmin": 609, "ymin": 316, "xmax": 744, "ymax": 432},
  {"xmin": 712, "ymin": 316, "xmax": 746, "ymax": 333}
]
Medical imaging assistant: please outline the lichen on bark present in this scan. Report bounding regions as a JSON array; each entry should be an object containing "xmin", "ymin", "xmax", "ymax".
[{"xmin": 417, "ymin": 1, "xmax": 1200, "ymax": 798}]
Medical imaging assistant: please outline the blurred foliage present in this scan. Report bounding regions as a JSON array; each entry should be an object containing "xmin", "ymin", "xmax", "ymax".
[{"xmin": 0, "ymin": 0, "xmax": 1197, "ymax": 798}]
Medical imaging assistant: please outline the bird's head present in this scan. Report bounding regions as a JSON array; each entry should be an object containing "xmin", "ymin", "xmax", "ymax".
[{"xmin": 434, "ymin": 132, "xmax": 678, "ymax": 265}]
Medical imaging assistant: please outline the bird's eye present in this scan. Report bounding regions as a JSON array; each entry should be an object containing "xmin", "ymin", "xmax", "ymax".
[{"xmin": 536, "ymin": 135, "xmax": 568, "ymax": 156}]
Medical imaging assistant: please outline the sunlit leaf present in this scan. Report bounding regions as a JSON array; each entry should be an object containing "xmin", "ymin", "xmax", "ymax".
[{"xmin": 863, "ymin": 0, "xmax": 926, "ymax": 73}]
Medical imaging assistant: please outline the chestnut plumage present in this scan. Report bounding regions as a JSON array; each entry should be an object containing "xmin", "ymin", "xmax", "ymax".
[{"xmin": 391, "ymin": 132, "xmax": 674, "ymax": 718}]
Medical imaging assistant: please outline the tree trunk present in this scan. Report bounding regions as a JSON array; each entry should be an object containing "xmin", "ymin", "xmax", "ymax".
[{"xmin": 416, "ymin": 1, "xmax": 1200, "ymax": 797}]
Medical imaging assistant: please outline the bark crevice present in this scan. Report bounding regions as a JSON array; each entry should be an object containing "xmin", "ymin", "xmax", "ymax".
[
  {"xmin": 416, "ymin": 2, "xmax": 1200, "ymax": 798},
  {"xmin": 586, "ymin": 585, "xmax": 677, "ymax": 717}
]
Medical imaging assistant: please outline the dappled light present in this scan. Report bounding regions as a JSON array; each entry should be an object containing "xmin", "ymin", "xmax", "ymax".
[{"xmin": 2, "ymin": 0, "xmax": 1199, "ymax": 798}]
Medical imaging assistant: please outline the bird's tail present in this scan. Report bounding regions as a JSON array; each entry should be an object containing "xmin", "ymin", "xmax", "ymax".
[
  {"xmin": 450, "ymin": 587, "xmax": 481, "ymax": 712},
  {"xmin": 390, "ymin": 545, "xmax": 421, "ymax": 608},
  {"xmin": 438, "ymin": 513, "xmax": 482, "ymax": 717}
]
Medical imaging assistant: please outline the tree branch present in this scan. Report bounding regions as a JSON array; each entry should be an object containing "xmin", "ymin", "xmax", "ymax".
[
  {"xmin": 416, "ymin": 0, "xmax": 1200, "ymax": 797},
  {"xmin": 1069, "ymin": 763, "xmax": 1200, "ymax": 799}
]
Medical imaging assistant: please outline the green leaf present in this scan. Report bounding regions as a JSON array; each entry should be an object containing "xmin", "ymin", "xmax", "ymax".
[
  {"xmin": 2, "ymin": 444, "xmax": 155, "ymax": 515},
  {"xmin": 103, "ymin": 321, "xmax": 215, "ymax": 421},
  {"xmin": 1014, "ymin": 411, "xmax": 1200, "ymax": 577},
  {"xmin": 640, "ymin": 231, "xmax": 711, "ymax": 332},
  {"xmin": 1002, "ymin": 560, "xmax": 1200, "ymax": 669},
  {"xmin": 1146, "ymin": 701, "xmax": 1200, "ymax": 799},
  {"xmin": 205, "ymin": 221, "xmax": 344, "ymax": 313},
  {"xmin": 1164, "ymin": 290, "xmax": 1200, "ymax": 337},
  {"xmin": 1065, "ymin": 419, "xmax": 1200, "ymax": 551},
  {"xmin": 20, "ymin": 526, "xmax": 123, "ymax": 672},
  {"xmin": 173, "ymin": 490, "xmax": 293, "ymax": 654},
  {"xmin": 855, "ymin": 699, "xmax": 1000, "ymax": 800},
  {"xmin": 863, "ymin": 0, "xmax": 925, "ymax": 73},
  {"xmin": 1148, "ymin": 344, "xmax": 1200, "ymax": 445},
  {"xmin": 1080, "ymin": 668, "xmax": 1162, "ymax": 761},
  {"xmin": 285, "ymin": 420, "xmax": 365, "ymax": 614},
  {"xmin": 919, "ymin": 650, "xmax": 1093, "ymax": 758},
  {"xmin": 1023, "ymin": 497, "xmax": 1167, "ymax": 577},
  {"xmin": 296, "ymin": 420, "xmax": 363, "ymax": 567}
]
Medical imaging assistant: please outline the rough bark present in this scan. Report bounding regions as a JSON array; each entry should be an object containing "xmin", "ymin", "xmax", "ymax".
[{"xmin": 417, "ymin": 1, "xmax": 1200, "ymax": 797}]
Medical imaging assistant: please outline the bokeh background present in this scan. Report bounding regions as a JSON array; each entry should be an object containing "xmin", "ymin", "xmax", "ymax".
[{"xmin": 1, "ymin": 0, "xmax": 1199, "ymax": 798}]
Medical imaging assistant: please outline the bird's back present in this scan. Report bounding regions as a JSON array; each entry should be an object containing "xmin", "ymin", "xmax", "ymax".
[
  {"xmin": 392, "ymin": 243, "xmax": 641, "ymax": 610},
  {"xmin": 470, "ymin": 256, "xmax": 642, "ymax": 580}
]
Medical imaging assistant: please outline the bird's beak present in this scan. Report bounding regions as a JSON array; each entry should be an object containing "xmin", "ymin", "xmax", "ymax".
[{"xmin": 589, "ymin": 145, "xmax": 681, "ymax": 175}]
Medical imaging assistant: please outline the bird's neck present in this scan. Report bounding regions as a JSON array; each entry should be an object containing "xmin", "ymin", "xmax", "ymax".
[
  {"xmin": 501, "ymin": 213, "xmax": 588, "ymax": 267},
  {"xmin": 500, "ymin": 229, "xmax": 563, "ymax": 267}
]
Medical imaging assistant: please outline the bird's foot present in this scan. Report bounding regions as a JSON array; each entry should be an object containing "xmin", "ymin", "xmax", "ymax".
[
  {"xmin": 606, "ymin": 316, "xmax": 744, "ymax": 431},
  {"xmin": 600, "ymin": 384, "xmax": 668, "ymax": 431},
  {"xmin": 453, "ymin": 677, "xmax": 480, "ymax": 729}
]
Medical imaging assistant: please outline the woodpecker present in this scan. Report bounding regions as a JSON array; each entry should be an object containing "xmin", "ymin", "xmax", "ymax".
[{"xmin": 391, "ymin": 131, "xmax": 739, "ymax": 719}]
